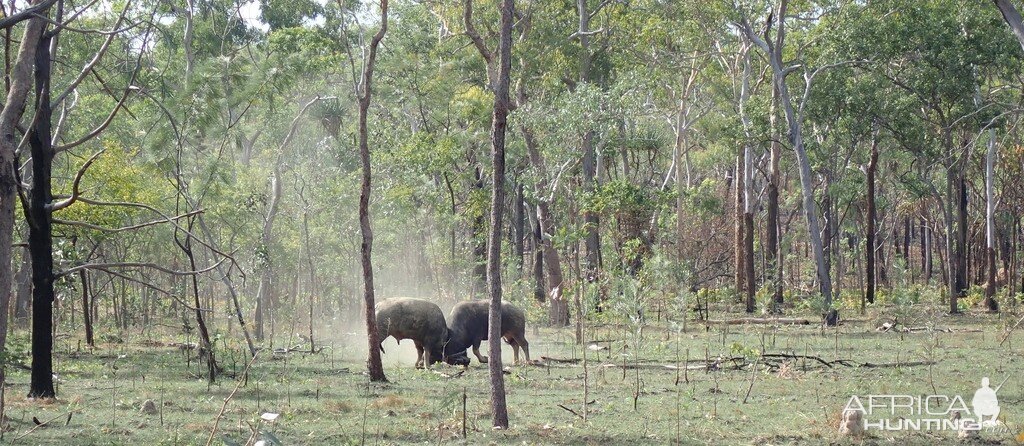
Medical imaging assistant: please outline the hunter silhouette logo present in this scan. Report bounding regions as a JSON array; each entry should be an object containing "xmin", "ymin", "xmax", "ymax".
[
  {"xmin": 845, "ymin": 376, "xmax": 1011, "ymax": 432},
  {"xmin": 972, "ymin": 377, "xmax": 1001, "ymax": 427}
]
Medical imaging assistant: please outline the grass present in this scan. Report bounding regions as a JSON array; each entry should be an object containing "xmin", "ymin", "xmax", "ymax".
[{"xmin": 1, "ymin": 301, "xmax": 1023, "ymax": 445}]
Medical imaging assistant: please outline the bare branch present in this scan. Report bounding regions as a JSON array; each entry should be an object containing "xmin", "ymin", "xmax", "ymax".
[
  {"xmin": 73, "ymin": 197, "xmax": 240, "ymax": 270},
  {"xmin": 0, "ymin": 0, "xmax": 58, "ymax": 30},
  {"xmin": 464, "ymin": 0, "xmax": 493, "ymax": 65},
  {"xmin": 53, "ymin": 209, "xmax": 204, "ymax": 233},
  {"xmin": 56, "ymin": 258, "xmax": 226, "ymax": 278},
  {"xmin": 49, "ymin": 0, "xmax": 133, "ymax": 110},
  {"xmin": 48, "ymin": 149, "xmax": 104, "ymax": 211}
]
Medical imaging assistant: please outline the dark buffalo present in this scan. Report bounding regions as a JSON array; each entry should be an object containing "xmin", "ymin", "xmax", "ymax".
[
  {"xmin": 443, "ymin": 300, "xmax": 530, "ymax": 365},
  {"xmin": 375, "ymin": 297, "xmax": 469, "ymax": 368}
]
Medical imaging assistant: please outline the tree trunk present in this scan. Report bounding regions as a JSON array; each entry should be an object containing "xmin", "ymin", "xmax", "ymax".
[
  {"xmin": 956, "ymin": 163, "xmax": 969, "ymax": 303},
  {"xmin": 984, "ymin": 129, "xmax": 998, "ymax": 311},
  {"xmin": 577, "ymin": 0, "xmax": 601, "ymax": 283},
  {"xmin": 994, "ymin": 0, "xmax": 1024, "ymax": 52},
  {"xmin": 358, "ymin": 0, "xmax": 388, "ymax": 383},
  {"xmin": 523, "ymin": 128, "xmax": 567, "ymax": 325},
  {"xmin": 529, "ymin": 206, "xmax": 545, "ymax": 302},
  {"xmin": 766, "ymin": 87, "xmax": 783, "ymax": 311},
  {"xmin": 743, "ymin": 145, "xmax": 755, "ymax": 313},
  {"xmin": 866, "ymin": 133, "xmax": 878, "ymax": 304},
  {"xmin": 26, "ymin": 31, "xmax": 56, "ymax": 399},
  {"xmin": 14, "ymin": 245, "xmax": 31, "ymax": 322},
  {"xmin": 254, "ymin": 160, "xmax": 282, "ymax": 341},
  {"xmin": 80, "ymin": 270, "xmax": 94, "ymax": 347},
  {"xmin": 0, "ymin": 5, "xmax": 48, "ymax": 413},
  {"xmin": 472, "ymin": 165, "xmax": 488, "ymax": 290},
  {"xmin": 487, "ymin": 0, "xmax": 514, "ymax": 429},
  {"xmin": 513, "ymin": 182, "xmax": 524, "ymax": 273},
  {"xmin": 734, "ymin": 155, "xmax": 744, "ymax": 302}
]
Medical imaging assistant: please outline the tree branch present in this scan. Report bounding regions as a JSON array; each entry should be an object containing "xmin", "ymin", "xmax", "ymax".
[
  {"xmin": 464, "ymin": 0, "xmax": 493, "ymax": 65},
  {"xmin": 47, "ymin": 149, "xmax": 104, "ymax": 211},
  {"xmin": 0, "ymin": 0, "xmax": 58, "ymax": 30},
  {"xmin": 56, "ymin": 258, "xmax": 226, "ymax": 278},
  {"xmin": 53, "ymin": 209, "xmax": 204, "ymax": 233}
]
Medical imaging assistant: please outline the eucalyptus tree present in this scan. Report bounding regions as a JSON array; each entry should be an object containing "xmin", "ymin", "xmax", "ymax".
[
  {"xmin": 356, "ymin": 0, "xmax": 389, "ymax": 383},
  {"xmin": 0, "ymin": 0, "xmax": 54, "ymax": 411}
]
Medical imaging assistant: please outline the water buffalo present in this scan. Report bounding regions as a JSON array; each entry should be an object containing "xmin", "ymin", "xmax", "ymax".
[
  {"xmin": 443, "ymin": 300, "xmax": 530, "ymax": 365},
  {"xmin": 375, "ymin": 297, "xmax": 469, "ymax": 368}
]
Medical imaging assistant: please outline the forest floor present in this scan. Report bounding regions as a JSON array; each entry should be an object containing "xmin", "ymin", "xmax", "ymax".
[{"xmin": 2, "ymin": 302, "xmax": 1024, "ymax": 445}]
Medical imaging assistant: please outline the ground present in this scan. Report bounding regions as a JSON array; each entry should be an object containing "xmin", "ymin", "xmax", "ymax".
[{"xmin": 2, "ymin": 301, "xmax": 1023, "ymax": 445}]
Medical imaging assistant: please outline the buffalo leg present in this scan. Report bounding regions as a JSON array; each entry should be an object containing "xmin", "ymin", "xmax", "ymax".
[
  {"xmin": 414, "ymin": 342, "xmax": 424, "ymax": 369},
  {"xmin": 472, "ymin": 341, "xmax": 488, "ymax": 363},
  {"xmin": 515, "ymin": 335, "xmax": 530, "ymax": 363}
]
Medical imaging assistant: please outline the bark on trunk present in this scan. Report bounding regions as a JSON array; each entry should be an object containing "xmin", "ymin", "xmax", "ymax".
[
  {"xmin": 0, "ymin": 4, "xmax": 49, "ymax": 410},
  {"xmin": 80, "ymin": 270, "xmax": 94, "ymax": 347},
  {"xmin": 994, "ymin": 0, "xmax": 1024, "ymax": 52},
  {"xmin": 487, "ymin": 0, "xmax": 514, "ymax": 429},
  {"xmin": 743, "ymin": 146, "xmax": 755, "ymax": 313},
  {"xmin": 766, "ymin": 87, "xmax": 782, "ymax": 311},
  {"xmin": 577, "ymin": 0, "xmax": 601, "ymax": 283},
  {"xmin": 866, "ymin": 134, "xmax": 878, "ymax": 304},
  {"xmin": 27, "ymin": 31, "xmax": 56, "ymax": 399},
  {"xmin": 254, "ymin": 161, "xmax": 282, "ymax": 341},
  {"xmin": 513, "ymin": 182, "xmax": 524, "ymax": 273},
  {"xmin": 523, "ymin": 128, "xmax": 567, "ymax": 325},
  {"xmin": 358, "ymin": 0, "xmax": 388, "ymax": 383},
  {"xmin": 984, "ymin": 129, "xmax": 998, "ymax": 311},
  {"xmin": 734, "ymin": 156, "xmax": 744, "ymax": 302}
]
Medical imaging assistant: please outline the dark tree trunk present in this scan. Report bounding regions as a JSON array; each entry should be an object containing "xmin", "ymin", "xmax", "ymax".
[
  {"xmin": 531, "ymin": 209, "xmax": 545, "ymax": 303},
  {"xmin": 80, "ymin": 270, "xmax": 93, "ymax": 347},
  {"xmin": 176, "ymin": 220, "xmax": 216, "ymax": 383},
  {"xmin": 513, "ymin": 182, "xmax": 524, "ymax": 273},
  {"xmin": 921, "ymin": 218, "xmax": 931, "ymax": 283},
  {"xmin": 358, "ymin": 0, "xmax": 388, "ymax": 383},
  {"xmin": 472, "ymin": 165, "xmax": 488, "ymax": 290},
  {"xmin": 865, "ymin": 136, "xmax": 878, "ymax": 304},
  {"xmin": 956, "ymin": 170, "xmax": 968, "ymax": 301},
  {"xmin": 26, "ymin": 32, "xmax": 55, "ymax": 399},
  {"xmin": 487, "ymin": 0, "xmax": 514, "ymax": 429},
  {"xmin": 733, "ymin": 156, "xmax": 744, "ymax": 302}
]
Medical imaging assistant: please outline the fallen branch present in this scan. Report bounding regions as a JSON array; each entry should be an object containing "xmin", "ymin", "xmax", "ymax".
[
  {"xmin": 557, "ymin": 404, "xmax": 582, "ymax": 419},
  {"xmin": 705, "ymin": 317, "xmax": 811, "ymax": 325}
]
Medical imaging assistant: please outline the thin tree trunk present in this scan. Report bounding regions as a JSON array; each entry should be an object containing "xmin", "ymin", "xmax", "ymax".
[
  {"xmin": 487, "ymin": 0, "xmax": 514, "ymax": 429},
  {"xmin": 254, "ymin": 160, "xmax": 282, "ymax": 341},
  {"xmin": 514, "ymin": 182, "xmax": 524, "ymax": 273},
  {"xmin": 734, "ymin": 156, "xmax": 744, "ymax": 302},
  {"xmin": 80, "ymin": 270, "xmax": 94, "ymax": 347},
  {"xmin": 523, "ymin": 128, "xmax": 567, "ymax": 325},
  {"xmin": 0, "ymin": 5, "xmax": 48, "ymax": 411},
  {"xmin": 866, "ymin": 133, "xmax": 878, "ymax": 304},
  {"xmin": 766, "ymin": 87, "xmax": 782, "ymax": 312},
  {"xmin": 14, "ymin": 245, "xmax": 31, "ymax": 322},
  {"xmin": 531, "ymin": 207, "xmax": 546, "ymax": 303},
  {"xmin": 984, "ymin": 129, "xmax": 998, "ymax": 311},
  {"xmin": 577, "ymin": 0, "xmax": 601, "ymax": 283},
  {"xmin": 358, "ymin": 0, "xmax": 388, "ymax": 383}
]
